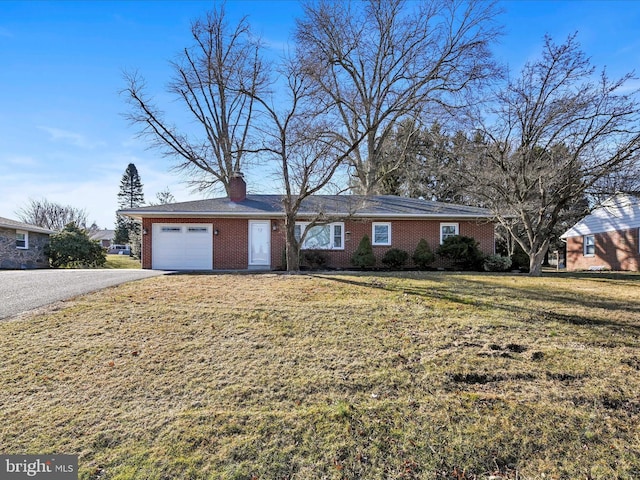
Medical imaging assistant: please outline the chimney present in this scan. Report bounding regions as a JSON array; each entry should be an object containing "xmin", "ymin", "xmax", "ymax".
[{"xmin": 229, "ymin": 172, "xmax": 246, "ymax": 202}]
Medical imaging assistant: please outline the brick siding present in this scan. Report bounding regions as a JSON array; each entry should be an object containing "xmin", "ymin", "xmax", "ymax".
[
  {"xmin": 0, "ymin": 227, "xmax": 50, "ymax": 269},
  {"xmin": 565, "ymin": 228, "xmax": 640, "ymax": 271},
  {"xmin": 142, "ymin": 217, "xmax": 495, "ymax": 270}
]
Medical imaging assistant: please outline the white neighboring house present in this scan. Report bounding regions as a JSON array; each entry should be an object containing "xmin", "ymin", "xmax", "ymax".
[
  {"xmin": 560, "ymin": 194, "xmax": 640, "ymax": 271},
  {"xmin": 0, "ymin": 217, "xmax": 56, "ymax": 269}
]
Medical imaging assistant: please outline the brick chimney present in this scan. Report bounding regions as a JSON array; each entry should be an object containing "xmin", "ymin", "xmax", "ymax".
[{"xmin": 229, "ymin": 172, "xmax": 246, "ymax": 202}]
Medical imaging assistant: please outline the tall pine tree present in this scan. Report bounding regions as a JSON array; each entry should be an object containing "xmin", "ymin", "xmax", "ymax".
[{"xmin": 114, "ymin": 163, "xmax": 144, "ymax": 257}]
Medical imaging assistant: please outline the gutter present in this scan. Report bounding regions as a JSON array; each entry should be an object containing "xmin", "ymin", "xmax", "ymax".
[{"xmin": 117, "ymin": 210, "xmax": 497, "ymax": 221}]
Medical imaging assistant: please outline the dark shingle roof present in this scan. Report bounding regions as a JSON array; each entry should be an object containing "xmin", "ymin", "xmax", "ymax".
[
  {"xmin": 90, "ymin": 229, "xmax": 115, "ymax": 241},
  {"xmin": 0, "ymin": 216, "xmax": 57, "ymax": 234},
  {"xmin": 119, "ymin": 195, "xmax": 494, "ymax": 220}
]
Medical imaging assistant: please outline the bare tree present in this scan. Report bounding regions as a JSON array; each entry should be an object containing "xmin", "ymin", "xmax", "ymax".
[
  {"xmin": 17, "ymin": 198, "xmax": 90, "ymax": 232},
  {"xmin": 123, "ymin": 6, "xmax": 268, "ymax": 194},
  {"xmin": 150, "ymin": 187, "xmax": 176, "ymax": 206},
  {"xmin": 295, "ymin": 0, "xmax": 501, "ymax": 194},
  {"xmin": 247, "ymin": 60, "xmax": 363, "ymax": 271},
  {"xmin": 465, "ymin": 34, "xmax": 640, "ymax": 276}
]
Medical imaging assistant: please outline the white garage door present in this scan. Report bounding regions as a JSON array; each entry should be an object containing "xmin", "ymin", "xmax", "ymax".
[{"xmin": 152, "ymin": 224, "xmax": 213, "ymax": 270}]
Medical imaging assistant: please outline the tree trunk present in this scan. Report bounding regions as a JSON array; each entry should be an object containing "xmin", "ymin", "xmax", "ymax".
[
  {"xmin": 528, "ymin": 240, "xmax": 550, "ymax": 277},
  {"xmin": 284, "ymin": 214, "xmax": 300, "ymax": 272}
]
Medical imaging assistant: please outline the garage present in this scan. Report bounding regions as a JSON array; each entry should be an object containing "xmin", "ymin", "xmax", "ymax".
[{"xmin": 152, "ymin": 223, "xmax": 213, "ymax": 270}]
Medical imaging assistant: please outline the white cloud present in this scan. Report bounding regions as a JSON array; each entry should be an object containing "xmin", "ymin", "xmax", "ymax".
[
  {"xmin": 614, "ymin": 79, "xmax": 640, "ymax": 94},
  {"xmin": 0, "ymin": 172, "xmax": 120, "ymax": 229},
  {"xmin": 38, "ymin": 126, "xmax": 107, "ymax": 149},
  {"xmin": 1, "ymin": 155, "xmax": 40, "ymax": 167},
  {"xmin": 0, "ymin": 155, "xmax": 213, "ymax": 229}
]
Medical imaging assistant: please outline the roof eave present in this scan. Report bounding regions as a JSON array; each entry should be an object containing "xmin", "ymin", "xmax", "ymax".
[
  {"xmin": 118, "ymin": 210, "xmax": 497, "ymax": 221},
  {"xmin": 0, "ymin": 223, "xmax": 56, "ymax": 234}
]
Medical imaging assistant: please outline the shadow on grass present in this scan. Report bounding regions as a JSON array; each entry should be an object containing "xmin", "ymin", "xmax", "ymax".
[{"xmin": 310, "ymin": 271, "xmax": 640, "ymax": 335}]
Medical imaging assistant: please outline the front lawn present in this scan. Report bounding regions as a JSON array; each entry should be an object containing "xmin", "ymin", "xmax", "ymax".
[
  {"xmin": 103, "ymin": 254, "xmax": 141, "ymax": 269},
  {"xmin": 1, "ymin": 272, "xmax": 639, "ymax": 479}
]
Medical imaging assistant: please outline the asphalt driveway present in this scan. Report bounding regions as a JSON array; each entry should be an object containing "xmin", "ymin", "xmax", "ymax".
[{"xmin": 0, "ymin": 269, "xmax": 168, "ymax": 320}]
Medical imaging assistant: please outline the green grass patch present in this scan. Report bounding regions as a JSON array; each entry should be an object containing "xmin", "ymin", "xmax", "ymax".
[
  {"xmin": 1, "ymin": 271, "xmax": 639, "ymax": 479},
  {"xmin": 103, "ymin": 254, "xmax": 141, "ymax": 269}
]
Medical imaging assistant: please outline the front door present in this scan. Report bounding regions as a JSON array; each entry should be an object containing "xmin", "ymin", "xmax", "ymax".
[{"xmin": 249, "ymin": 220, "xmax": 271, "ymax": 268}]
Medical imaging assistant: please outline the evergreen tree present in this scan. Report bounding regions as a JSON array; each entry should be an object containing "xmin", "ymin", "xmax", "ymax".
[
  {"xmin": 118, "ymin": 163, "xmax": 145, "ymax": 208},
  {"xmin": 113, "ymin": 216, "xmax": 130, "ymax": 245},
  {"xmin": 412, "ymin": 239, "xmax": 435, "ymax": 270},
  {"xmin": 114, "ymin": 163, "xmax": 145, "ymax": 256},
  {"xmin": 351, "ymin": 235, "xmax": 376, "ymax": 269}
]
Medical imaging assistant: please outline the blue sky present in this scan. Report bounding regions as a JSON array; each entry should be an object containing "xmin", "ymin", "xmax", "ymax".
[{"xmin": 1, "ymin": 0, "xmax": 639, "ymax": 229}]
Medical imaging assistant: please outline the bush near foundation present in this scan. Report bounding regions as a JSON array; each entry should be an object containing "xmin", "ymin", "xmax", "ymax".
[
  {"xmin": 352, "ymin": 235, "xmax": 376, "ymax": 269},
  {"xmin": 381, "ymin": 248, "xmax": 409, "ymax": 269},
  {"xmin": 437, "ymin": 235, "xmax": 484, "ymax": 271},
  {"xmin": 412, "ymin": 238, "xmax": 435, "ymax": 269}
]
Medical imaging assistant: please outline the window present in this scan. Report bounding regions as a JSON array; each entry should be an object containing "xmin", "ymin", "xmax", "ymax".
[
  {"xmin": 161, "ymin": 226, "xmax": 181, "ymax": 233},
  {"xmin": 187, "ymin": 227, "xmax": 208, "ymax": 233},
  {"xmin": 440, "ymin": 223, "xmax": 459, "ymax": 244},
  {"xmin": 333, "ymin": 224, "xmax": 342, "ymax": 249},
  {"xmin": 372, "ymin": 222, "xmax": 391, "ymax": 246},
  {"xmin": 584, "ymin": 234, "xmax": 595, "ymax": 256},
  {"xmin": 294, "ymin": 222, "xmax": 344, "ymax": 250},
  {"xmin": 16, "ymin": 230, "xmax": 28, "ymax": 249}
]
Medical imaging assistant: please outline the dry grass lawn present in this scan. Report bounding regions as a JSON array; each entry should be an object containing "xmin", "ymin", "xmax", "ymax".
[
  {"xmin": 103, "ymin": 255, "xmax": 141, "ymax": 269},
  {"xmin": 1, "ymin": 271, "xmax": 639, "ymax": 479}
]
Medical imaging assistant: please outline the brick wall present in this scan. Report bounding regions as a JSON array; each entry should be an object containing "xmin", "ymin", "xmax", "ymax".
[
  {"xmin": 140, "ymin": 217, "xmax": 495, "ymax": 270},
  {"xmin": 565, "ymin": 228, "xmax": 640, "ymax": 271},
  {"xmin": 142, "ymin": 217, "xmax": 258, "ymax": 269},
  {"xmin": 299, "ymin": 219, "xmax": 495, "ymax": 270},
  {"xmin": 0, "ymin": 227, "xmax": 50, "ymax": 269}
]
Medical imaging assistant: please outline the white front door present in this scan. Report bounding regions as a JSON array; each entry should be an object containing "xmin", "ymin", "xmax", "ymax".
[{"xmin": 248, "ymin": 220, "xmax": 271, "ymax": 267}]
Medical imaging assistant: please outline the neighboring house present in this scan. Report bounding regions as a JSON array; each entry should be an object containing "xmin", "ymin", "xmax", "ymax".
[
  {"xmin": 0, "ymin": 217, "xmax": 55, "ymax": 269},
  {"xmin": 90, "ymin": 229, "xmax": 115, "ymax": 249},
  {"xmin": 118, "ymin": 176, "xmax": 497, "ymax": 271},
  {"xmin": 560, "ymin": 194, "xmax": 640, "ymax": 271}
]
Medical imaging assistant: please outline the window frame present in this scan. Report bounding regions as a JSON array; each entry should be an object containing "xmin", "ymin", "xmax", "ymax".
[
  {"xmin": 160, "ymin": 226, "xmax": 182, "ymax": 233},
  {"xmin": 440, "ymin": 222, "xmax": 459, "ymax": 245},
  {"xmin": 294, "ymin": 222, "xmax": 345, "ymax": 250},
  {"xmin": 16, "ymin": 230, "xmax": 28, "ymax": 249},
  {"xmin": 584, "ymin": 234, "xmax": 595, "ymax": 256},
  {"xmin": 372, "ymin": 222, "xmax": 392, "ymax": 246},
  {"xmin": 187, "ymin": 226, "xmax": 208, "ymax": 233}
]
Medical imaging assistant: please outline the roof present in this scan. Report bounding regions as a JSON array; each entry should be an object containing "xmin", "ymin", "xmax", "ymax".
[
  {"xmin": 118, "ymin": 195, "xmax": 495, "ymax": 220},
  {"xmin": 0, "ymin": 216, "xmax": 56, "ymax": 235},
  {"xmin": 560, "ymin": 194, "xmax": 640, "ymax": 239},
  {"xmin": 90, "ymin": 229, "xmax": 115, "ymax": 241}
]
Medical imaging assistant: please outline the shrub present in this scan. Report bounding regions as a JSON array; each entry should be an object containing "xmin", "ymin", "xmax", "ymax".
[
  {"xmin": 436, "ymin": 235, "xmax": 484, "ymax": 271},
  {"xmin": 381, "ymin": 248, "xmax": 409, "ymax": 269},
  {"xmin": 483, "ymin": 254, "xmax": 513, "ymax": 272},
  {"xmin": 412, "ymin": 238, "xmax": 435, "ymax": 269},
  {"xmin": 351, "ymin": 235, "xmax": 376, "ymax": 269},
  {"xmin": 510, "ymin": 248, "xmax": 530, "ymax": 272},
  {"xmin": 302, "ymin": 250, "xmax": 328, "ymax": 270},
  {"xmin": 46, "ymin": 223, "xmax": 107, "ymax": 268}
]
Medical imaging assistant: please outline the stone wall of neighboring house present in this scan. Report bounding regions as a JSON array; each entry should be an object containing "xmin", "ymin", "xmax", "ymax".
[
  {"xmin": 141, "ymin": 217, "xmax": 495, "ymax": 270},
  {"xmin": 0, "ymin": 227, "xmax": 51, "ymax": 269},
  {"xmin": 565, "ymin": 228, "xmax": 640, "ymax": 272}
]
